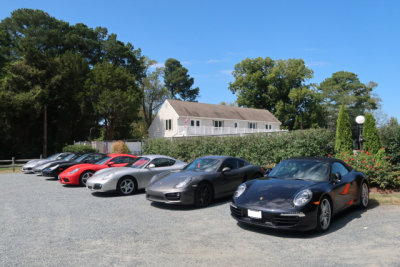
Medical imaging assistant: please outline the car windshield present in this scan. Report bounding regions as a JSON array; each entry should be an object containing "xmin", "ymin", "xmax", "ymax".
[
  {"xmin": 74, "ymin": 154, "xmax": 89, "ymax": 162},
  {"xmin": 269, "ymin": 160, "xmax": 330, "ymax": 181},
  {"xmin": 46, "ymin": 153, "xmax": 60, "ymax": 160},
  {"xmin": 64, "ymin": 154, "xmax": 76, "ymax": 161},
  {"xmin": 95, "ymin": 156, "xmax": 111, "ymax": 165},
  {"xmin": 183, "ymin": 158, "xmax": 220, "ymax": 173},
  {"xmin": 126, "ymin": 157, "xmax": 150, "ymax": 168}
]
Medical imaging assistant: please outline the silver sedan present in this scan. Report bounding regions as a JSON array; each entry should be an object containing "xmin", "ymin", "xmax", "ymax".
[{"xmin": 86, "ymin": 155, "xmax": 186, "ymax": 195}]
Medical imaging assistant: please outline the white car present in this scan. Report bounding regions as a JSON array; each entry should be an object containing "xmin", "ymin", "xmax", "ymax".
[
  {"xmin": 22, "ymin": 153, "xmax": 72, "ymax": 173},
  {"xmin": 86, "ymin": 155, "xmax": 186, "ymax": 195}
]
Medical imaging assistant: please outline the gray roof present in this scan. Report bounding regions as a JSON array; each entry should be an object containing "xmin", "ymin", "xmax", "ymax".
[{"xmin": 167, "ymin": 99, "xmax": 280, "ymax": 123}]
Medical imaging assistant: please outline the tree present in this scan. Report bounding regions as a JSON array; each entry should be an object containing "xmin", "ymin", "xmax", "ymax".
[
  {"xmin": 318, "ymin": 71, "xmax": 379, "ymax": 129},
  {"xmin": 85, "ymin": 62, "xmax": 142, "ymax": 140},
  {"xmin": 379, "ymin": 117, "xmax": 400, "ymax": 167},
  {"xmin": 228, "ymin": 57, "xmax": 324, "ymax": 129},
  {"xmin": 142, "ymin": 67, "xmax": 169, "ymax": 127},
  {"xmin": 164, "ymin": 58, "xmax": 199, "ymax": 101},
  {"xmin": 335, "ymin": 105, "xmax": 353, "ymax": 153},
  {"xmin": 362, "ymin": 113, "xmax": 382, "ymax": 154}
]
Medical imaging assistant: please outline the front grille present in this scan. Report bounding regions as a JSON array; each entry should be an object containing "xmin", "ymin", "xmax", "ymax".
[
  {"xmin": 63, "ymin": 178, "xmax": 69, "ymax": 182},
  {"xmin": 165, "ymin": 193, "xmax": 181, "ymax": 200},
  {"xmin": 147, "ymin": 194, "xmax": 164, "ymax": 201},
  {"xmin": 88, "ymin": 185, "xmax": 93, "ymax": 189},
  {"xmin": 94, "ymin": 184, "xmax": 102, "ymax": 190},
  {"xmin": 274, "ymin": 215, "xmax": 299, "ymax": 227},
  {"xmin": 230, "ymin": 205, "xmax": 243, "ymax": 217}
]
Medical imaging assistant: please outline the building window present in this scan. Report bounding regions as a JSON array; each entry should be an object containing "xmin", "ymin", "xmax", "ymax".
[
  {"xmin": 265, "ymin": 124, "xmax": 270, "ymax": 130},
  {"xmin": 269, "ymin": 124, "xmax": 272, "ymax": 130},
  {"xmin": 165, "ymin": 119, "xmax": 172, "ymax": 130},
  {"xmin": 214, "ymin": 120, "xmax": 223, "ymax": 127},
  {"xmin": 248, "ymin": 122, "xmax": 257, "ymax": 129},
  {"xmin": 234, "ymin": 122, "xmax": 238, "ymax": 128},
  {"xmin": 191, "ymin": 120, "xmax": 200, "ymax": 127}
]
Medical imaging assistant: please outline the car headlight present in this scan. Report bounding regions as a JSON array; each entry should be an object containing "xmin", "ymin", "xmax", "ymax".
[
  {"xmin": 150, "ymin": 174, "xmax": 160, "ymax": 184},
  {"xmin": 293, "ymin": 189, "xmax": 312, "ymax": 207},
  {"xmin": 234, "ymin": 183, "xmax": 246, "ymax": 198},
  {"xmin": 49, "ymin": 165, "xmax": 59, "ymax": 170},
  {"xmin": 102, "ymin": 173, "xmax": 114, "ymax": 180},
  {"xmin": 69, "ymin": 168, "xmax": 80, "ymax": 174},
  {"xmin": 174, "ymin": 177, "xmax": 193, "ymax": 189}
]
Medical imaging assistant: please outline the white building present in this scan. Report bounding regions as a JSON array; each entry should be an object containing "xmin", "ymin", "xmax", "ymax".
[{"xmin": 148, "ymin": 99, "xmax": 282, "ymax": 138}]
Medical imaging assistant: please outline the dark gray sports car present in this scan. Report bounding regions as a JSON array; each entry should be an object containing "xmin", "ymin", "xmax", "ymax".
[{"xmin": 146, "ymin": 155, "xmax": 264, "ymax": 208}]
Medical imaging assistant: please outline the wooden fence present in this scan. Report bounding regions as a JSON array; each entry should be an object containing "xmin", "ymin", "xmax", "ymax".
[{"xmin": 0, "ymin": 158, "xmax": 33, "ymax": 172}]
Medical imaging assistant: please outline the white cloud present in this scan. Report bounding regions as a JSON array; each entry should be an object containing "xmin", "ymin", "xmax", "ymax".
[
  {"xmin": 149, "ymin": 62, "xmax": 165, "ymax": 69},
  {"xmin": 220, "ymin": 69, "xmax": 233, "ymax": 76},
  {"xmin": 207, "ymin": 59, "xmax": 226, "ymax": 64},
  {"xmin": 306, "ymin": 61, "xmax": 329, "ymax": 67}
]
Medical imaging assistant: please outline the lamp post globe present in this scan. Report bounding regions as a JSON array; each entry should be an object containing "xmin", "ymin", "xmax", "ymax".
[{"xmin": 355, "ymin": 115, "xmax": 365, "ymax": 124}]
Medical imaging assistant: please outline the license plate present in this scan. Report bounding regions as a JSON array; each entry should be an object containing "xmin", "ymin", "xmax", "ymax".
[{"xmin": 248, "ymin": 209, "xmax": 262, "ymax": 219}]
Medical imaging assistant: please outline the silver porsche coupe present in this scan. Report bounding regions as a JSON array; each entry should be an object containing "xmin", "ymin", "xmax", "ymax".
[{"xmin": 86, "ymin": 155, "xmax": 186, "ymax": 195}]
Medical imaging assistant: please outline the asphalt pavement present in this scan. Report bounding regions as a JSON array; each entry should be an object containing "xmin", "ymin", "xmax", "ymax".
[{"xmin": 0, "ymin": 172, "xmax": 399, "ymax": 266}]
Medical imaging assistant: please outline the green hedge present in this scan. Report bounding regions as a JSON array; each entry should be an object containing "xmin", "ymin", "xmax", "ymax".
[
  {"xmin": 62, "ymin": 144, "xmax": 97, "ymax": 154},
  {"xmin": 143, "ymin": 129, "xmax": 335, "ymax": 167}
]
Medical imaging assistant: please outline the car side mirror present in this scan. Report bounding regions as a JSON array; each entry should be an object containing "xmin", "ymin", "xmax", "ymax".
[
  {"xmin": 264, "ymin": 168, "xmax": 272, "ymax": 175},
  {"xmin": 222, "ymin": 167, "xmax": 231, "ymax": 173},
  {"xmin": 332, "ymin": 172, "xmax": 342, "ymax": 183},
  {"xmin": 147, "ymin": 163, "xmax": 156, "ymax": 169},
  {"xmin": 107, "ymin": 162, "xmax": 115, "ymax": 166}
]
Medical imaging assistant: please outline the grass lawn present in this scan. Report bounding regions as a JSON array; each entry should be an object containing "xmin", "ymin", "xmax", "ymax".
[
  {"xmin": 370, "ymin": 190, "xmax": 400, "ymax": 205},
  {"xmin": 0, "ymin": 167, "xmax": 22, "ymax": 174}
]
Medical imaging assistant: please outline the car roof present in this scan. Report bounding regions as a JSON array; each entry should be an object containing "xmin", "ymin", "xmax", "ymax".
[
  {"xmin": 286, "ymin": 157, "xmax": 340, "ymax": 163},
  {"xmin": 139, "ymin": 155, "xmax": 177, "ymax": 160},
  {"xmin": 106, "ymin": 153, "xmax": 137, "ymax": 157}
]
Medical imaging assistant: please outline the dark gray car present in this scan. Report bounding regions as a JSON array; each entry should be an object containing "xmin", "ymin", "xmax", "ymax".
[{"xmin": 146, "ymin": 155, "xmax": 264, "ymax": 208}]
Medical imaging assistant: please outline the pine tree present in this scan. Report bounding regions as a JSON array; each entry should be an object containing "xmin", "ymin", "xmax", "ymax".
[
  {"xmin": 335, "ymin": 105, "xmax": 353, "ymax": 154},
  {"xmin": 363, "ymin": 113, "xmax": 382, "ymax": 153}
]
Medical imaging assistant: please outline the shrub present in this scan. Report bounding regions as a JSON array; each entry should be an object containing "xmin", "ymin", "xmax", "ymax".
[
  {"xmin": 363, "ymin": 113, "xmax": 381, "ymax": 154},
  {"xmin": 111, "ymin": 140, "xmax": 130, "ymax": 154},
  {"xmin": 335, "ymin": 148, "xmax": 400, "ymax": 189},
  {"xmin": 62, "ymin": 144, "xmax": 97, "ymax": 154},
  {"xmin": 379, "ymin": 117, "xmax": 400, "ymax": 169},
  {"xmin": 335, "ymin": 105, "xmax": 353, "ymax": 154},
  {"xmin": 143, "ymin": 129, "xmax": 335, "ymax": 167}
]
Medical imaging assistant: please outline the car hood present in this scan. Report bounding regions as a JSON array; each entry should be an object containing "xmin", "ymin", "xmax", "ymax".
[
  {"xmin": 63, "ymin": 163, "xmax": 99, "ymax": 173},
  {"xmin": 35, "ymin": 159, "xmax": 71, "ymax": 170},
  {"xmin": 23, "ymin": 159, "xmax": 48, "ymax": 168},
  {"xmin": 95, "ymin": 167, "xmax": 137, "ymax": 177},
  {"xmin": 147, "ymin": 171, "xmax": 208, "ymax": 190},
  {"xmin": 236, "ymin": 178, "xmax": 317, "ymax": 210}
]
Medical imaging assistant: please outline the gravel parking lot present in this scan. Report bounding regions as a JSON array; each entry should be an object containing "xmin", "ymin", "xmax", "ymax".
[{"xmin": 1, "ymin": 172, "xmax": 399, "ymax": 266}]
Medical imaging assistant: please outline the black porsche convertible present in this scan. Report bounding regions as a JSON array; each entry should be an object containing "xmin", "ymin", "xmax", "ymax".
[
  {"xmin": 146, "ymin": 156, "xmax": 264, "ymax": 208},
  {"xmin": 230, "ymin": 157, "xmax": 369, "ymax": 232}
]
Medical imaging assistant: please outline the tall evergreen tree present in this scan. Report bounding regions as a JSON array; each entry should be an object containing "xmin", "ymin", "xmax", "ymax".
[
  {"xmin": 164, "ymin": 58, "xmax": 199, "ymax": 101},
  {"xmin": 335, "ymin": 105, "xmax": 353, "ymax": 153},
  {"xmin": 363, "ymin": 113, "xmax": 382, "ymax": 153}
]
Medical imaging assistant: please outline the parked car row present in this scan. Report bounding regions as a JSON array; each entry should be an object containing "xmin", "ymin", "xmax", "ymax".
[{"xmin": 22, "ymin": 154, "xmax": 369, "ymax": 232}]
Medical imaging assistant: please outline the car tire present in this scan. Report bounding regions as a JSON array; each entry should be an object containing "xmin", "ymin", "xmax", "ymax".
[
  {"xmin": 117, "ymin": 177, "xmax": 136, "ymax": 196},
  {"xmin": 316, "ymin": 197, "xmax": 332, "ymax": 232},
  {"xmin": 80, "ymin": 171, "xmax": 94, "ymax": 186},
  {"xmin": 359, "ymin": 182, "xmax": 369, "ymax": 209},
  {"xmin": 194, "ymin": 182, "xmax": 213, "ymax": 208}
]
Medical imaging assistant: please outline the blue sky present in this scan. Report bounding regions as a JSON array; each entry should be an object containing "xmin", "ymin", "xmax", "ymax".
[{"xmin": 1, "ymin": 0, "xmax": 399, "ymax": 121}]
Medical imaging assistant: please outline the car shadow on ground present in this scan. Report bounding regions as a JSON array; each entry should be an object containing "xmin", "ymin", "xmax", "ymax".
[
  {"xmin": 236, "ymin": 198, "xmax": 380, "ymax": 238},
  {"xmin": 45, "ymin": 177, "xmax": 58, "ymax": 181},
  {"xmin": 150, "ymin": 196, "xmax": 232, "ymax": 211},
  {"xmin": 90, "ymin": 188, "xmax": 146, "ymax": 198}
]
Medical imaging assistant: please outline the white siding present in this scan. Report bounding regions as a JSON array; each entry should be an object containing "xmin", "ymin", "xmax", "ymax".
[{"xmin": 148, "ymin": 100, "xmax": 179, "ymax": 138}]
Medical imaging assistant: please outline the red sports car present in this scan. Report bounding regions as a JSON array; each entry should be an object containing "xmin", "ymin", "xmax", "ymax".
[{"xmin": 59, "ymin": 154, "xmax": 138, "ymax": 186}]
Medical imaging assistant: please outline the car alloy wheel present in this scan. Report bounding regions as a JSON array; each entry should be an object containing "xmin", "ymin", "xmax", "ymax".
[
  {"xmin": 80, "ymin": 171, "xmax": 94, "ymax": 186},
  {"xmin": 317, "ymin": 198, "xmax": 331, "ymax": 232},
  {"xmin": 117, "ymin": 177, "xmax": 136, "ymax": 195},
  {"xmin": 360, "ymin": 182, "xmax": 369, "ymax": 208},
  {"xmin": 194, "ymin": 183, "xmax": 213, "ymax": 208}
]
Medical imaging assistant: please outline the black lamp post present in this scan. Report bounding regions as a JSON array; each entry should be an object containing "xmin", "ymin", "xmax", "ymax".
[{"xmin": 355, "ymin": 115, "xmax": 365, "ymax": 150}]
